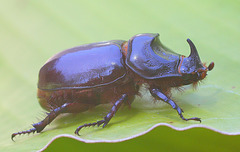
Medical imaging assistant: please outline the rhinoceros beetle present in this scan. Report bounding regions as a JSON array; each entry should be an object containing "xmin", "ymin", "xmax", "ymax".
[{"xmin": 12, "ymin": 33, "xmax": 214, "ymax": 140}]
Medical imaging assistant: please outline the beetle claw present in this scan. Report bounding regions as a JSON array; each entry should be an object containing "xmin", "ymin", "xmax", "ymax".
[
  {"xmin": 74, "ymin": 129, "xmax": 80, "ymax": 136},
  {"xmin": 11, "ymin": 134, "xmax": 17, "ymax": 142}
]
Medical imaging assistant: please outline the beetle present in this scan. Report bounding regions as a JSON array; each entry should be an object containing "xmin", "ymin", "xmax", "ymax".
[{"xmin": 12, "ymin": 33, "xmax": 214, "ymax": 140}]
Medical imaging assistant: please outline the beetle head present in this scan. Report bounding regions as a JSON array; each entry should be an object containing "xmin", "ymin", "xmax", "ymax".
[{"xmin": 179, "ymin": 39, "xmax": 214, "ymax": 85}]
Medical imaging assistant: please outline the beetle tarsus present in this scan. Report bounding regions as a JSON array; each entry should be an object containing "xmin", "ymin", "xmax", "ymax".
[
  {"xmin": 180, "ymin": 115, "xmax": 201, "ymax": 122},
  {"xmin": 150, "ymin": 88, "xmax": 201, "ymax": 123},
  {"xmin": 11, "ymin": 128, "xmax": 37, "ymax": 141},
  {"xmin": 74, "ymin": 94, "xmax": 127, "ymax": 136},
  {"xmin": 74, "ymin": 120, "xmax": 105, "ymax": 136}
]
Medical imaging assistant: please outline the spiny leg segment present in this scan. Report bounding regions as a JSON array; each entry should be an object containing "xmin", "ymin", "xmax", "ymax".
[
  {"xmin": 11, "ymin": 103, "xmax": 74, "ymax": 141},
  {"xmin": 75, "ymin": 94, "xmax": 127, "ymax": 135},
  {"xmin": 150, "ymin": 88, "xmax": 201, "ymax": 122}
]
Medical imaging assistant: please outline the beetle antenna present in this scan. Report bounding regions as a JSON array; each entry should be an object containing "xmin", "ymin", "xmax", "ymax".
[{"xmin": 207, "ymin": 62, "xmax": 215, "ymax": 71}]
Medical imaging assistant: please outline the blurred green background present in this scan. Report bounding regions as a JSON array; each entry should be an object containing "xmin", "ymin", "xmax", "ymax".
[{"xmin": 1, "ymin": 0, "xmax": 240, "ymax": 151}]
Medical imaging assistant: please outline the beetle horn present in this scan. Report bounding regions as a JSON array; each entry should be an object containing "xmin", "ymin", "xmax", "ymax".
[{"xmin": 187, "ymin": 39, "xmax": 201, "ymax": 61}]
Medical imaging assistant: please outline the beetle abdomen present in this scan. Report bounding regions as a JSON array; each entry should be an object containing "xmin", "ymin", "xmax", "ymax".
[
  {"xmin": 37, "ymin": 88, "xmax": 99, "ymax": 111},
  {"xmin": 37, "ymin": 80, "xmax": 138, "ymax": 111},
  {"xmin": 38, "ymin": 40, "xmax": 126, "ymax": 90}
]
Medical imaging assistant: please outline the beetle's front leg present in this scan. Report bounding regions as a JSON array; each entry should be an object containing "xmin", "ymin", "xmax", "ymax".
[
  {"xmin": 150, "ymin": 88, "xmax": 201, "ymax": 122},
  {"xmin": 75, "ymin": 94, "xmax": 128, "ymax": 135}
]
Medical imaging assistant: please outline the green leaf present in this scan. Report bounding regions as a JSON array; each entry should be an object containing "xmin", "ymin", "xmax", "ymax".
[
  {"xmin": 0, "ymin": 0, "xmax": 240, "ymax": 151},
  {"xmin": 44, "ymin": 127, "xmax": 240, "ymax": 152}
]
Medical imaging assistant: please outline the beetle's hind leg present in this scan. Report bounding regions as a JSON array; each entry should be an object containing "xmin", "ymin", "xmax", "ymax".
[
  {"xmin": 11, "ymin": 102, "xmax": 88, "ymax": 141},
  {"xmin": 150, "ymin": 88, "xmax": 201, "ymax": 122},
  {"xmin": 75, "ymin": 94, "xmax": 128, "ymax": 136}
]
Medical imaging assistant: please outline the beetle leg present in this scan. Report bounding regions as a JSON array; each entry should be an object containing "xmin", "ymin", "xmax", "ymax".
[
  {"xmin": 11, "ymin": 102, "xmax": 85, "ymax": 141},
  {"xmin": 75, "ymin": 94, "xmax": 127, "ymax": 136},
  {"xmin": 150, "ymin": 88, "xmax": 201, "ymax": 122}
]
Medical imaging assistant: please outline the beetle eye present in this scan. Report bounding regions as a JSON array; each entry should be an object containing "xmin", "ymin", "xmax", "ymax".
[{"xmin": 201, "ymin": 72, "xmax": 206, "ymax": 79}]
